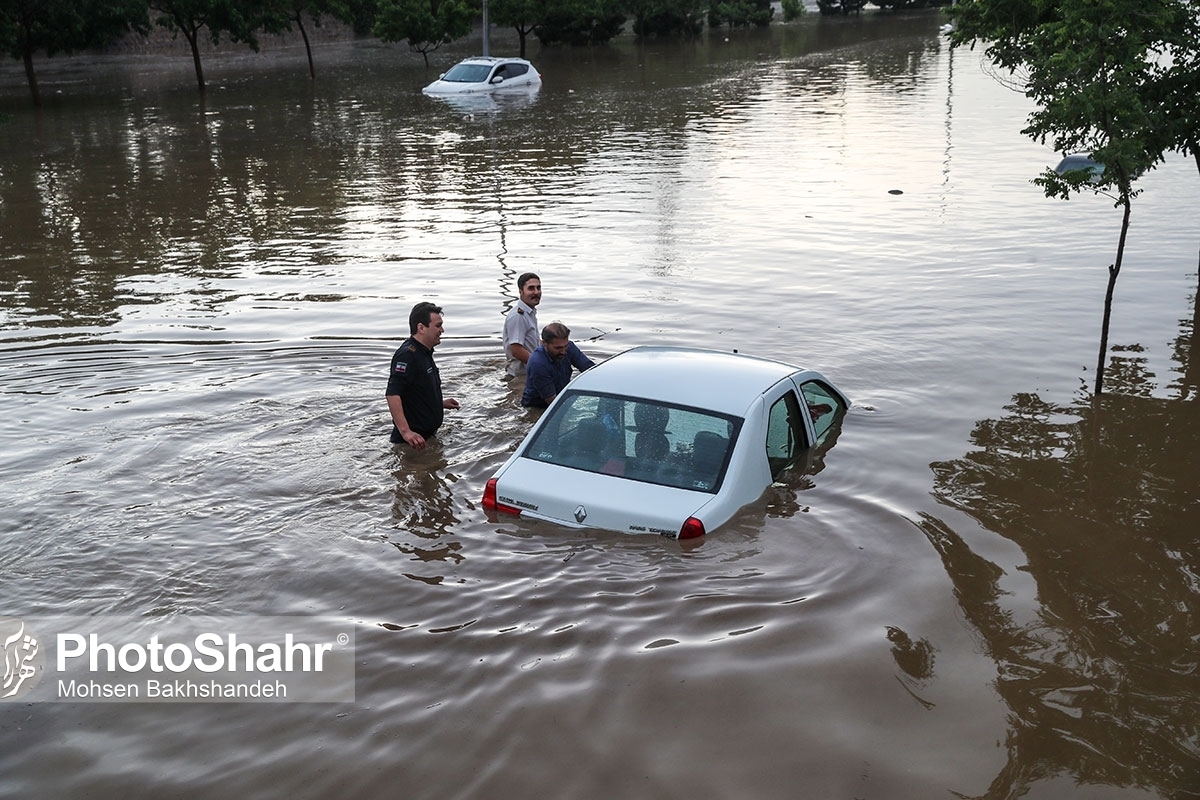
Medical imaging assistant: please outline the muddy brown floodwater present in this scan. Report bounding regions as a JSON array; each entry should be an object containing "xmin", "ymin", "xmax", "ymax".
[{"xmin": 2, "ymin": 11, "xmax": 1199, "ymax": 800}]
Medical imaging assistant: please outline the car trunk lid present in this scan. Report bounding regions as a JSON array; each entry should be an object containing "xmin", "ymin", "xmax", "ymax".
[{"xmin": 493, "ymin": 457, "xmax": 712, "ymax": 539}]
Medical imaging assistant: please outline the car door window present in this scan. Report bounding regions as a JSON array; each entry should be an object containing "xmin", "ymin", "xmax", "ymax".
[
  {"xmin": 765, "ymin": 391, "xmax": 806, "ymax": 480},
  {"xmin": 799, "ymin": 381, "xmax": 843, "ymax": 443},
  {"xmin": 497, "ymin": 64, "xmax": 526, "ymax": 79}
]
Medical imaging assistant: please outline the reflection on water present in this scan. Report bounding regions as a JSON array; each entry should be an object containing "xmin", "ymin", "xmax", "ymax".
[
  {"xmin": 423, "ymin": 85, "xmax": 542, "ymax": 116},
  {"xmin": 389, "ymin": 444, "xmax": 467, "ymax": 585},
  {"xmin": 3, "ymin": 11, "xmax": 1200, "ymax": 799},
  {"xmin": 887, "ymin": 625, "xmax": 936, "ymax": 709},
  {"xmin": 928, "ymin": 308, "xmax": 1200, "ymax": 795},
  {"xmin": 1172, "ymin": 261, "xmax": 1200, "ymax": 401},
  {"xmin": 0, "ymin": 14, "xmax": 950, "ymax": 341}
]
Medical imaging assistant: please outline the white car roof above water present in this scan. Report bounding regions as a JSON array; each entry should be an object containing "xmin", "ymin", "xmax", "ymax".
[{"xmin": 569, "ymin": 346, "xmax": 820, "ymax": 416}]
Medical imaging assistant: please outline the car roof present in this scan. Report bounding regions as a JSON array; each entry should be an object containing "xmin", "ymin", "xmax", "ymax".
[
  {"xmin": 454, "ymin": 56, "xmax": 529, "ymax": 66},
  {"xmin": 567, "ymin": 346, "xmax": 821, "ymax": 417}
]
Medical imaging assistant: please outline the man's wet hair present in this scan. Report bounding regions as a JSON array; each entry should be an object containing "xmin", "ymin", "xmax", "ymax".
[
  {"xmin": 541, "ymin": 321, "xmax": 570, "ymax": 342},
  {"xmin": 409, "ymin": 301, "xmax": 442, "ymax": 334}
]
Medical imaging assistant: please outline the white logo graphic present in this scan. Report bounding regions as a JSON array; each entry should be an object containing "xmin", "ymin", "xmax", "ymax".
[{"xmin": 2, "ymin": 618, "xmax": 45, "ymax": 701}]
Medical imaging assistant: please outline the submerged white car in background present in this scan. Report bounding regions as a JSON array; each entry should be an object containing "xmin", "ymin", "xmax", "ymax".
[
  {"xmin": 482, "ymin": 346, "xmax": 849, "ymax": 539},
  {"xmin": 422, "ymin": 56, "xmax": 542, "ymax": 95}
]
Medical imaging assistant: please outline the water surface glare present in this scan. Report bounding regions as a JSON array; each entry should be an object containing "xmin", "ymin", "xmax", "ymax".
[{"xmin": 2, "ymin": 14, "xmax": 1199, "ymax": 800}]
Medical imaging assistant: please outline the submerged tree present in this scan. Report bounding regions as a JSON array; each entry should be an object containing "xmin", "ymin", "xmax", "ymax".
[
  {"xmin": 373, "ymin": 0, "xmax": 471, "ymax": 66},
  {"xmin": 780, "ymin": 0, "xmax": 804, "ymax": 21},
  {"xmin": 626, "ymin": 0, "xmax": 705, "ymax": 38},
  {"xmin": 260, "ymin": 0, "xmax": 357, "ymax": 80},
  {"xmin": 1, "ymin": 0, "xmax": 148, "ymax": 106},
  {"xmin": 488, "ymin": 0, "xmax": 538, "ymax": 56},
  {"xmin": 150, "ymin": 0, "xmax": 262, "ymax": 94},
  {"xmin": 948, "ymin": 0, "xmax": 1200, "ymax": 396},
  {"xmin": 708, "ymin": 0, "xmax": 773, "ymax": 28},
  {"xmin": 533, "ymin": 0, "xmax": 625, "ymax": 46}
]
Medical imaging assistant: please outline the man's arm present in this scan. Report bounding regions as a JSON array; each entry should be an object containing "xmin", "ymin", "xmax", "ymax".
[
  {"xmin": 387, "ymin": 394, "xmax": 427, "ymax": 450},
  {"xmin": 568, "ymin": 341, "xmax": 595, "ymax": 372},
  {"xmin": 508, "ymin": 342, "xmax": 533, "ymax": 365},
  {"xmin": 386, "ymin": 347, "xmax": 427, "ymax": 449},
  {"xmin": 503, "ymin": 311, "xmax": 535, "ymax": 365}
]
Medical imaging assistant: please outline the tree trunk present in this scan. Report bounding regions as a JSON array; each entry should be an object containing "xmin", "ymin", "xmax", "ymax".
[
  {"xmin": 1094, "ymin": 192, "xmax": 1133, "ymax": 395},
  {"xmin": 184, "ymin": 26, "xmax": 206, "ymax": 94},
  {"xmin": 297, "ymin": 16, "xmax": 315, "ymax": 80},
  {"xmin": 23, "ymin": 48, "xmax": 41, "ymax": 107}
]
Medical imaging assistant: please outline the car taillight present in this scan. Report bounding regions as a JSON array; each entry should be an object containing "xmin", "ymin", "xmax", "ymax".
[
  {"xmin": 482, "ymin": 479, "xmax": 521, "ymax": 516},
  {"xmin": 679, "ymin": 517, "xmax": 706, "ymax": 539}
]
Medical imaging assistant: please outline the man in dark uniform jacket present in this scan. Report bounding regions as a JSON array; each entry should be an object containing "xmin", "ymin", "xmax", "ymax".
[{"xmin": 387, "ymin": 302, "xmax": 460, "ymax": 449}]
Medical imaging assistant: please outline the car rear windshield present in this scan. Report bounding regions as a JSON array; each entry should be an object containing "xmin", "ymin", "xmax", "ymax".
[
  {"xmin": 442, "ymin": 63, "xmax": 492, "ymax": 83},
  {"xmin": 521, "ymin": 391, "xmax": 742, "ymax": 493}
]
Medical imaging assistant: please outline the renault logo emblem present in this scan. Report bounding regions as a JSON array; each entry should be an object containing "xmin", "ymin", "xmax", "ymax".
[{"xmin": 574, "ymin": 505, "xmax": 587, "ymax": 524}]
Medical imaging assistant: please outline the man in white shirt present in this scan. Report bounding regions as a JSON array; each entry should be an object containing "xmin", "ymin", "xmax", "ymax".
[{"xmin": 502, "ymin": 272, "xmax": 542, "ymax": 377}]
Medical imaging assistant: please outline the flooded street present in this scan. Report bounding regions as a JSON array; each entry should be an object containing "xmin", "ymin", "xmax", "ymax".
[{"xmin": 2, "ymin": 12, "xmax": 1199, "ymax": 799}]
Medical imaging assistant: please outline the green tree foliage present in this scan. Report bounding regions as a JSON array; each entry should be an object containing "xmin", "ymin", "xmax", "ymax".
[
  {"xmin": 373, "ymin": 0, "xmax": 471, "ymax": 65},
  {"xmin": 948, "ymin": 0, "xmax": 1200, "ymax": 395},
  {"xmin": 150, "ymin": 0, "xmax": 262, "ymax": 94},
  {"xmin": 626, "ymin": 0, "xmax": 705, "ymax": 38},
  {"xmin": 708, "ymin": 0, "xmax": 772, "ymax": 28},
  {"xmin": 780, "ymin": 0, "xmax": 804, "ymax": 21},
  {"xmin": 489, "ymin": 0, "xmax": 538, "ymax": 56},
  {"xmin": 1151, "ymin": 10, "xmax": 1200, "ymax": 177},
  {"xmin": 534, "ymin": 0, "xmax": 625, "ymax": 46},
  {"xmin": 1, "ymin": 0, "xmax": 148, "ymax": 106},
  {"xmin": 343, "ymin": 0, "xmax": 378, "ymax": 33}
]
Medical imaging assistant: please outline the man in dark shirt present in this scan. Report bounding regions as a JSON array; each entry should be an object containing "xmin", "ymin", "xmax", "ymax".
[
  {"xmin": 387, "ymin": 302, "xmax": 460, "ymax": 448},
  {"xmin": 521, "ymin": 321, "xmax": 595, "ymax": 408}
]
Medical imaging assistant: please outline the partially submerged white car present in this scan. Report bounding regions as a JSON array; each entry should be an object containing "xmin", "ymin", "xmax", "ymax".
[
  {"xmin": 482, "ymin": 346, "xmax": 849, "ymax": 539},
  {"xmin": 422, "ymin": 56, "xmax": 542, "ymax": 95}
]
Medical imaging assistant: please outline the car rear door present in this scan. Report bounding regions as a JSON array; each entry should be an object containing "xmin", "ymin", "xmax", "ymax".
[{"xmin": 762, "ymin": 379, "xmax": 810, "ymax": 481}]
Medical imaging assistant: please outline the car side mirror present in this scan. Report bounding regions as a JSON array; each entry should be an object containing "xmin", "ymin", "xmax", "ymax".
[{"xmin": 490, "ymin": 76, "xmax": 505, "ymax": 84}]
